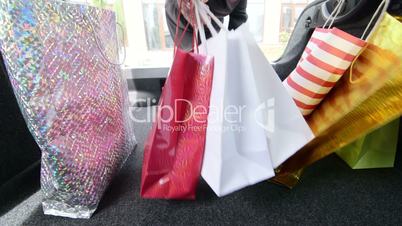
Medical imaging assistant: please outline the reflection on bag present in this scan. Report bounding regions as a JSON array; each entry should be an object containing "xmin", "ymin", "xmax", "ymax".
[
  {"xmin": 273, "ymin": 13, "xmax": 402, "ymax": 188},
  {"xmin": 337, "ymin": 119, "xmax": 400, "ymax": 169},
  {"xmin": 0, "ymin": 0, "xmax": 136, "ymax": 218}
]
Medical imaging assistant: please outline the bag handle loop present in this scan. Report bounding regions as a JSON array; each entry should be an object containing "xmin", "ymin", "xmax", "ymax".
[
  {"xmin": 82, "ymin": 10, "xmax": 127, "ymax": 66},
  {"xmin": 349, "ymin": 0, "xmax": 390, "ymax": 83},
  {"xmin": 361, "ymin": 0, "xmax": 390, "ymax": 40},
  {"xmin": 323, "ymin": 0, "xmax": 346, "ymax": 29}
]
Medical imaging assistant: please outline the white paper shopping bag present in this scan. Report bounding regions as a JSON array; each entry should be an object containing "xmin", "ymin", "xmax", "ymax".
[
  {"xmin": 198, "ymin": 2, "xmax": 274, "ymax": 197},
  {"xmin": 235, "ymin": 25, "xmax": 315, "ymax": 168}
]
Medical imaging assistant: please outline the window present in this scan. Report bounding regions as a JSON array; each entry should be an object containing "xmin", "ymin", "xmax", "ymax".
[
  {"xmin": 142, "ymin": 2, "xmax": 174, "ymax": 50},
  {"xmin": 253, "ymin": 0, "xmax": 314, "ymax": 61},
  {"xmin": 281, "ymin": 2, "xmax": 309, "ymax": 32},
  {"xmin": 247, "ymin": 0, "xmax": 265, "ymax": 43},
  {"xmin": 82, "ymin": 0, "xmax": 313, "ymax": 66}
]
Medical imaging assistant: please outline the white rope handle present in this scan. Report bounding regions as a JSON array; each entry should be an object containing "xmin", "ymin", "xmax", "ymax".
[
  {"xmin": 361, "ymin": 0, "xmax": 390, "ymax": 40},
  {"xmin": 199, "ymin": 3, "xmax": 226, "ymax": 31},
  {"xmin": 194, "ymin": 0, "xmax": 228, "ymax": 40},
  {"xmin": 198, "ymin": 4, "xmax": 218, "ymax": 37},
  {"xmin": 323, "ymin": 0, "xmax": 345, "ymax": 29}
]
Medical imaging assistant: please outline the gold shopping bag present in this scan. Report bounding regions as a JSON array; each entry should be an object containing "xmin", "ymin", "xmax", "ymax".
[{"xmin": 273, "ymin": 14, "xmax": 402, "ymax": 188}]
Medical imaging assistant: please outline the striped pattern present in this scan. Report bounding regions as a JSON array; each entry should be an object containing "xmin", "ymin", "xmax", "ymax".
[{"xmin": 284, "ymin": 27, "xmax": 366, "ymax": 116}]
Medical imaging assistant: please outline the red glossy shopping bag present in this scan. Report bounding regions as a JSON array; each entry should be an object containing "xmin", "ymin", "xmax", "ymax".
[
  {"xmin": 141, "ymin": 48, "xmax": 214, "ymax": 199},
  {"xmin": 140, "ymin": 0, "xmax": 214, "ymax": 198}
]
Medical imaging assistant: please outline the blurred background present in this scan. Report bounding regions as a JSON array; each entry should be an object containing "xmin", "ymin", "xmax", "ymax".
[
  {"xmin": 90, "ymin": 0, "xmax": 314, "ymax": 66},
  {"xmin": 67, "ymin": 0, "xmax": 315, "ymax": 105}
]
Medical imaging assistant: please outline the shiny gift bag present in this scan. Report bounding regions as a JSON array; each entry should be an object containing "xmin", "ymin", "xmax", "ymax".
[
  {"xmin": 273, "ymin": 13, "xmax": 402, "ymax": 187},
  {"xmin": 140, "ymin": 0, "xmax": 214, "ymax": 199},
  {"xmin": 0, "ymin": 0, "xmax": 136, "ymax": 218}
]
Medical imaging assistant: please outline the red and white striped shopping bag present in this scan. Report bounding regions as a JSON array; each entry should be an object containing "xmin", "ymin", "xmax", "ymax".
[
  {"xmin": 284, "ymin": 27, "xmax": 366, "ymax": 116},
  {"xmin": 299, "ymin": 28, "xmax": 330, "ymax": 62}
]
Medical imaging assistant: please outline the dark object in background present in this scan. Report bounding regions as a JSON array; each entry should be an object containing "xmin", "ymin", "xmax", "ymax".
[
  {"xmin": 272, "ymin": 0, "xmax": 401, "ymax": 81},
  {"xmin": 0, "ymin": 53, "xmax": 41, "ymax": 214},
  {"xmin": 165, "ymin": 0, "xmax": 248, "ymax": 50},
  {"xmin": 388, "ymin": 0, "xmax": 402, "ymax": 17},
  {"xmin": 127, "ymin": 78, "xmax": 164, "ymax": 107}
]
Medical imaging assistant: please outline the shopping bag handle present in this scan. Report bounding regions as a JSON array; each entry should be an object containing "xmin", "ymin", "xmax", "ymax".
[
  {"xmin": 349, "ymin": 0, "xmax": 390, "ymax": 83},
  {"xmin": 174, "ymin": 0, "xmax": 226, "ymax": 54},
  {"xmin": 194, "ymin": 0, "xmax": 207, "ymax": 50},
  {"xmin": 322, "ymin": 0, "xmax": 390, "ymax": 41},
  {"xmin": 197, "ymin": 2, "xmax": 217, "ymax": 37},
  {"xmin": 193, "ymin": 0, "xmax": 219, "ymax": 54},
  {"xmin": 81, "ymin": 9, "xmax": 127, "ymax": 66},
  {"xmin": 361, "ymin": 0, "xmax": 390, "ymax": 40},
  {"xmin": 200, "ymin": 3, "xmax": 226, "ymax": 31},
  {"xmin": 174, "ymin": 0, "xmax": 192, "ymax": 53},
  {"xmin": 323, "ymin": 0, "xmax": 346, "ymax": 29},
  {"xmin": 174, "ymin": 0, "xmax": 202, "ymax": 53},
  {"xmin": 193, "ymin": 0, "xmax": 230, "ymax": 53}
]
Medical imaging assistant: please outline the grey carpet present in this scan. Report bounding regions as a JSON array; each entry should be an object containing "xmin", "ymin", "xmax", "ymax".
[{"xmin": 3, "ymin": 107, "xmax": 402, "ymax": 225}]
